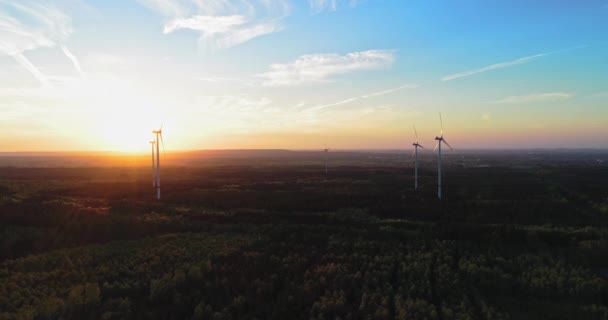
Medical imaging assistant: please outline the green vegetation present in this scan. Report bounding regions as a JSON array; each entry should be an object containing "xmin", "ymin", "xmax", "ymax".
[{"xmin": 1, "ymin": 158, "xmax": 607, "ymax": 319}]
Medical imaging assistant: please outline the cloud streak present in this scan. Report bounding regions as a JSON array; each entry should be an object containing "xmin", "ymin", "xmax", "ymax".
[
  {"xmin": 186, "ymin": 95, "xmax": 278, "ymax": 131},
  {"xmin": 360, "ymin": 83, "xmax": 419, "ymax": 98},
  {"xmin": 11, "ymin": 53, "xmax": 49, "ymax": 85},
  {"xmin": 441, "ymin": 45, "xmax": 590, "ymax": 82},
  {"xmin": 195, "ymin": 76, "xmax": 255, "ymax": 86},
  {"xmin": 61, "ymin": 45, "xmax": 84, "ymax": 77},
  {"xmin": 139, "ymin": 0, "xmax": 288, "ymax": 50},
  {"xmin": 309, "ymin": 0, "xmax": 361, "ymax": 13},
  {"xmin": 197, "ymin": 95, "xmax": 273, "ymax": 110},
  {"xmin": 492, "ymin": 92, "xmax": 574, "ymax": 104},
  {"xmin": 260, "ymin": 50, "xmax": 395, "ymax": 86},
  {"xmin": 0, "ymin": 1, "xmax": 74, "ymax": 84},
  {"xmin": 441, "ymin": 53, "xmax": 547, "ymax": 82},
  {"xmin": 304, "ymin": 83, "xmax": 418, "ymax": 112}
]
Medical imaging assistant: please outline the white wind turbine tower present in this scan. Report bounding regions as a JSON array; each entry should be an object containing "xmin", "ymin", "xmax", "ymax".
[
  {"xmin": 152, "ymin": 125, "xmax": 165, "ymax": 200},
  {"xmin": 149, "ymin": 140, "xmax": 156, "ymax": 188},
  {"xmin": 434, "ymin": 113, "xmax": 453, "ymax": 200},
  {"xmin": 412, "ymin": 125, "xmax": 424, "ymax": 190}
]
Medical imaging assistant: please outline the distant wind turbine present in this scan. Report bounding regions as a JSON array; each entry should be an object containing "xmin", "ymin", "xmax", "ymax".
[
  {"xmin": 434, "ymin": 113, "xmax": 453, "ymax": 200},
  {"xmin": 152, "ymin": 125, "xmax": 165, "ymax": 200},
  {"xmin": 412, "ymin": 125, "xmax": 424, "ymax": 190}
]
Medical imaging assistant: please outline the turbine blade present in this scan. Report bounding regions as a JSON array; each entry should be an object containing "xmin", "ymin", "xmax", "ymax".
[
  {"xmin": 433, "ymin": 143, "xmax": 439, "ymax": 152},
  {"xmin": 439, "ymin": 112, "xmax": 444, "ymax": 135},
  {"xmin": 413, "ymin": 125, "xmax": 418, "ymax": 140},
  {"xmin": 411, "ymin": 148, "xmax": 416, "ymax": 158},
  {"xmin": 160, "ymin": 133, "xmax": 166, "ymax": 155},
  {"xmin": 443, "ymin": 139, "xmax": 454, "ymax": 151},
  {"xmin": 419, "ymin": 144, "xmax": 425, "ymax": 149}
]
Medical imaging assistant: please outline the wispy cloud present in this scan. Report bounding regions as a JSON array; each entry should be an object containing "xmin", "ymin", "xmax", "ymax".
[
  {"xmin": 195, "ymin": 76, "xmax": 255, "ymax": 85},
  {"xmin": 186, "ymin": 95, "xmax": 280, "ymax": 131},
  {"xmin": 0, "ymin": 1, "xmax": 73, "ymax": 84},
  {"xmin": 0, "ymin": 1, "xmax": 72, "ymax": 53},
  {"xmin": 196, "ymin": 95, "xmax": 273, "ymax": 109},
  {"xmin": 360, "ymin": 83, "xmax": 419, "ymax": 98},
  {"xmin": 306, "ymin": 97, "xmax": 358, "ymax": 112},
  {"xmin": 83, "ymin": 53, "xmax": 128, "ymax": 70},
  {"xmin": 492, "ymin": 92, "xmax": 574, "ymax": 104},
  {"xmin": 11, "ymin": 53, "xmax": 49, "ymax": 84},
  {"xmin": 61, "ymin": 45, "xmax": 84, "ymax": 77},
  {"xmin": 139, "ymin": 0, "xmax": 288, "ymax": 50},
  {"xmin": 304, "ymin": 83, "xmax": 418, "ymax": 112},
  {"xmin": 309, "ymin": 0, "xmax": 361, "ymax": 13},
  {"xmin": 137, "ymin": 0, "xmax": 186, "ymax": 17},
  {"xmin": 260, "ymin": 50, "xmax": 395, "ymax": 86},
  {"xmin": 196, "ymin": 76, "xmax": 244, "ymax": 82},
  {"xmin": 441, "ymin": 45, "xmax": 589, "ymax": 82},
  {"xmin": 0, "ymin": 74, "xmax": 131, "ymax": 102},
  {"xmin": 193, "ymin": 95, "xmax": 274, "ymax": 120},
  {"xmin": 163, "ymin": 15, "xmax": 281, "ymax": 50},
  {"xmin": 441, "ymin": 53, "xmax": 547, "ymax": 82}
]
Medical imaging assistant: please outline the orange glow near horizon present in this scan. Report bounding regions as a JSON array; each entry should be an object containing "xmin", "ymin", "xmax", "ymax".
[{"xmin": 1, "ymin": 122, "xmax": 607, "ymax": 153}]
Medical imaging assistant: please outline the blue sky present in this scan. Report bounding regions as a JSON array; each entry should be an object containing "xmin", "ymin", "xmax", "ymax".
[{"xmin": 0, "ymin": 0, "xmax": 607, "ymax": 151}]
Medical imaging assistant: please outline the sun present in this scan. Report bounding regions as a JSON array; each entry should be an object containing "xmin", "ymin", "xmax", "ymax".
[
  {"xmin": 79, "ymin": 80, "xmax": 166, "ymax": 152},
  {"xmin": 93, "ymin": 102, "xmax": 163, "ymax": 153},
  {"xmin": 96, "ymin": 117, "xmax": 153, "ymax": 152}
]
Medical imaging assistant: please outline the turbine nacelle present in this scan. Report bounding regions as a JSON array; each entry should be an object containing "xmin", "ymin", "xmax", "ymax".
[{"xmin": 434, "ymin": 137, "xmax": 453, "ymax": 151}]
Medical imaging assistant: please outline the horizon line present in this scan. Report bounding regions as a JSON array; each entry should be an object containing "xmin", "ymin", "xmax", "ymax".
[{"xmin": 1, "ymin": 147, "xmax": 608, "ymax": 155}]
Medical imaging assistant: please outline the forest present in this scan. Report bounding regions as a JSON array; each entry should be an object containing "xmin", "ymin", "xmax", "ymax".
[{"xmin": 1, "ymin": 151, "xmax": 607, "ymax": 319}]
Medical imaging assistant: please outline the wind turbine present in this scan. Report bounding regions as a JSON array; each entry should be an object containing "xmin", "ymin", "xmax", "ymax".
[
  {"xmin": 412, "ymin": 125, "xmax": 424, "ymax": 190},
  {"xmin": 149, "ymin": 140, "xmax": 156, "ymax": 188},
  {"xmin": 152, "ymin": 125, "xmax": 165, "ymax": 200},
  {"xmin": 434, "ymin": 113, "xmax": 453, "ymax": 200}
]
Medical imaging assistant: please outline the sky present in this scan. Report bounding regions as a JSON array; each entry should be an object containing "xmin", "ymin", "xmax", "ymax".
[{"xmin": 0, "ymin": 0, "xmax": 607, "ymax": 152}]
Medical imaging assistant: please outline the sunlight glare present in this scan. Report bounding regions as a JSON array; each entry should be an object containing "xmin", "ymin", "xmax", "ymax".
[{"xmin": 84, "ymin": 81, "xmax": 164, "ymax": 152}]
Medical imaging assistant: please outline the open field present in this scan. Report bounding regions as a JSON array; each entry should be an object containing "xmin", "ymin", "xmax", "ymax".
[{"xmin": 1, "ymin": 150, "xmax": 608, "ymax": 319}]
